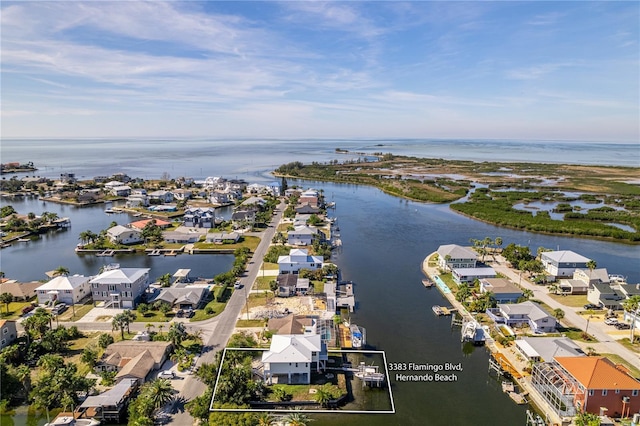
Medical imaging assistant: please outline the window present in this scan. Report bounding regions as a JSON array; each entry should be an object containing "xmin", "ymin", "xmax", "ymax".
[
  {"xmin": 633, "ymin": 390, "xmax": 639, "ymax": 397},
  {"xmin": 615, "ymin": 389, "xmax": 620, "ymax": 394},
  {"xmin": 602, "ymin": 390, "xmax": 607, "ymax": 396},
  {"xmin": 1, "ymin": 339, "xmax": 5, "ymax": 346},
  {"xmin": 2, "ymin": 328, "xmax": 7, "ymax": 334},
  {"xmin": 588, "ymin": 390, "xmax": 594, "ymax": 396}
]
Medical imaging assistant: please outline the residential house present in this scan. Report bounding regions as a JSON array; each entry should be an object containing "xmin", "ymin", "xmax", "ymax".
[
  {"xmin": 277, "ymin": 249, "xmax": 323, "ymax": 274},
  {"xmin": 148, "ymin": 204, "xmax": 177, "ymax": 212},
  {"xmin": 0, "ymin": 320, "xmax": 18, "ymax": 350},
  {"xmin": 532, "ymin": 357, "xmax": 640, "ymax": 418},
  {"xmin": 130, "ymin": 218, "xmax": 171, "ymax": 230},
  {"xmin": 540, "ymin": 250, "xmax": 591, "ymax": 278},
  {"xmin": 148, "ymin": 190, "xmax": 174, "ymax": 204},
  {"xmin": 618, "ymin": 283, "xmax": 640, "ymax": 299},
  {"xmin": 452, "ymin": 267, "xmax": 496, "ymax": 284},
  {"xmin": 479, "ymin": 278, "xmax": 523, "ymax": 303},
  {"xmin": 266, "ymin": 181, "xmax": 282, "ymax": 197},
  {"xmin": 436, "ymin": 244, "xmax": 478, "ymax": 271},
  {"xmin": 183, "ymin": 207, "xmax": 215, "ymax": 228},
  {"xmin": 487, "ymin": 301, "xmax": 557, "ymax": 333},
  {"xmin": 90, "ymin": 267, "xmax": 150, "ymax": 308},
  {"xmin": 76, "ymin": 379, "xmax": 138, "ymax": 423},
  {"xmin": 293, "ymin": 214, "xmax": 313, "ymax": 227},
  {"xmin": 96, "ymin": 341, "xmax": 172, "ymax": 383},
  {"xmin": 574, "ymin": 268, "xmax": 610, "ymax": 286},
  {"xmin": 150, "ymin": 287, "xmax": 207, "ymax": 310},
  {"xmin": 231, "ymin": 210, "xmax": 256, "ymax": 228},
  {"xmin": 295, "ymin": 203, "xmax": 321, "ymax": 215},
  {"xmin": 110, "ymin": 173, "xmax": 132, "ymax": 183},
  {"xmin": 287, "ymin": 225, "xmax": 318, "ymax": 246},
  {"xmin": 171, "ymin": 189, "xmax": 192, "ymax": 201},
  {"xmin": 515, "ymin": 337, "xmax": 585, "ymax": 363},
  {"xmin": 268, "ymin": 314, "xmax": 317, "ymax": 335},
  {"xmin": 209, "ymin": 191, "xmax": 230, "ymax": 205},
  {"xmin": 126, "ymin": 194, "xmax": 149, "ymax": 208},
  {"xmin": 276, "ymin": 274, "xmax": 311, "ymax": 297},
  {"xmin": 0, "ymin": 279, "xmax": 41, "ymax": 301},
  {"xmin": 241, "ymin": 196, "xmax": 267, "ymax": 208},
  {"xmin": 587, "ymin": 283, "xmax": 624, "ymax": 310},
  {"xmin": 261, "ymin": 334, "xmax": 328, "ymax": 384},
  {"xmin": 36, "ymin": 275, "xmax": 91, "ymax": 305},
  {"xmin": 107, "ymin": 225, "xmax": 143, "ymax": 245},
  {"xmin": 325, "ymin": 281, "xmax": 355, "ymax": 313},
  {"xmin": 205, "ymin": 232, "xmax": 240, "ymax": 244},
  {"xmin": 299, "ymin": 189, "xmax": 319, "ymax": 206},
  {"xmin": 285, "ymin": 188, "xmax": 301, "ymax": 198},
  {"xmin": 111, "ymin": 185, "xmax": 132, "ymax": 197},
  {"xmin": 162, "ymin": 231, "xmax": 200, "ymax": 244},
  {"xmin": 246, "ymin": 183, "xmax": 271, "ymax": 195},
  {"xmin": 557, "ymin": 279, "xmax": 589, "ymax": 295}
]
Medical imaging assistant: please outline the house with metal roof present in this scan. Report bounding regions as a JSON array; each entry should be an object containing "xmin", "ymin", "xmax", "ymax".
[
  {"xmin": 452, "ymin": 266, "xmax": 496, "ymax": 284},
  {"xmin": 76, "ymin": 379, "xmax": 138, "ymax": 423},
  {"xmin": 35, "ymin": 274, "xmax": 91, "ymax": 305},
  {"xmin": 261, "ymin": 334, "xmax": 327, "ymax": 384},
  {"xmin": 89, "ymin": 267, "xmax": 150, "ymax": 309},
  {"xmin": 479, "ymin": 278, "xmax": 523, "ymax": 303},
  {"xmin": 515, "ymin": 337, "xmax": 585, "ymax": 363},
  {"xmin": 287, "ymin": 225, "xmax": 319, "ymax": 246},
  {"xmin": 487, "ymin": 301, "xmax": 557, "ymax": 333},
  {"xmin": 436, "ymin": 244, "xmax": 478, "ymax": 271},
  {"xmin": 277, "ymin": 249, "xmax": 323, "ymax": 274},
  {"xmin": 540, "ymin": 250, "xmax": 591, "ymax": 278},
  {"xmin": 587, "ymin": 282, "xmax": 625, "ymax": 310},
  {"xmin": 150, "ymin": 286, "xmax": 207, "ymax": 310},
  {"xmin": 106, "ymin": 225, "xmax": 143, "ymax": 245}
]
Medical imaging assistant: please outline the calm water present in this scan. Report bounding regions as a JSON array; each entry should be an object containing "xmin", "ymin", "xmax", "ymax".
[{"xmin": 1, "ymin": 139, "xmax": 639, "ymax": 425}]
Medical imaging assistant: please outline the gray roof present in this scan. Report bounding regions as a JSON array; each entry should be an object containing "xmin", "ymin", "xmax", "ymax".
[
  {"xmin": 499, "ymin": 301, "xmax": 551, "ymax": 321},
  {"xmin": 437, "ymin": 244, "xmax": 477, "ymax": 260},
  {"xmin": 152, "ymin": 287, "xmax": 207, "ymax": 306},
  {"xmin": 80, "ymin": 379, "xmax": 137, "ymax": 408},
  {"xmin": 481, "ymin": 278, "xmax": 522, "ymax": 294},
  {"xmin": 518, "ymin": 337, "xmax": 585, "ymax": 362},
  {"xmin": 541, "ymin": 250, "xmax": 590, "ymax": 263}
]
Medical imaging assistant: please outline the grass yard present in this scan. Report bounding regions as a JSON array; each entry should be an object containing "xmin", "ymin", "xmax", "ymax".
[
  {"xmin": 194, "ymin": 235, "xmax": 261, "ymax": 252},
  {"xmin": 255, "ymin": 276, "xmax": 274, "ymax": 290},
  {"xmin": 236, "ymin": 319, "xmax": 265, "ymax": 327},
  {"xmin": 190, "ymin": 300, "xmax": 227, "ymax": 322},
  {"xmin": 0, "ymin": 301, "xmax": 34, "ymax": 319},
  {"xmin": 56, "ymin": 303, "xmax": 95, "ymax": 322},
  {"xmin": 133, "ymin": 310, "xmax": 174, "ymax": 322},
  {"xmin": 262, "ymin": 262, "xmax": 280, "ymax": 270},
  {"xmin": 547, "ymin": 293, "xmax": 588, "ymax": 307}
]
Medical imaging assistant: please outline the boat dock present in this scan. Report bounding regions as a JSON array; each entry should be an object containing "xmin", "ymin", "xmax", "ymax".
[
  {"xmin": 96, "ymin": 250, "xmax": 115, "ymax": 257},
  {"xmin": 489, "ymin": 353, "xmax": 522, "ymax": 379},
  {"xmin": 422, "ymin": 278, "xmax": 434, "ymax": 287},
  {"xmin": 351, "ymin": 362, "xmax": 385, "ymax": 388},
  {"xmin": 337, "ymin": 323, "xmax": 353, "ymax": 348},
  {"xmin": 432, "ymin": 305, "xmax": 456, "ymax": 316}
]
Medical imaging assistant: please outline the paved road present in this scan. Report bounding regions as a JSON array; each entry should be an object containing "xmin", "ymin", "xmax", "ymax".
[
  {"xmin": 167, "ymin": 200, "xmax": 286, "ymax": 424},
  {"xmin": 491, "ymin": 255, "xmax": 640, "ymax": 368}
]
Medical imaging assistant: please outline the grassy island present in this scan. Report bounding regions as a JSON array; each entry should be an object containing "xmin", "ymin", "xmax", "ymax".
[{"xmin": 274, "ymin": 154, "xmax": 640, "ymax": 243}]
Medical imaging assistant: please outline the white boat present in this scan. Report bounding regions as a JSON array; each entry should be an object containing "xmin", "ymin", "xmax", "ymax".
[
  {"xmin": 461, "ymin": 320, "xmax": 486, "ymax": 344},
  {"xmin": 104, "ymin": 209, "xmax": 115, "ymax": 214},
  {"xmin": 350, "ymin": 324, "xmax": 363, "ymax": 348}
]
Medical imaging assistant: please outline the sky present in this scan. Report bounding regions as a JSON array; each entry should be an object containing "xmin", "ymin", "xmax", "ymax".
[{"xmin": 1, "ymin": 1, "xmax": 638, "ymax": 141}]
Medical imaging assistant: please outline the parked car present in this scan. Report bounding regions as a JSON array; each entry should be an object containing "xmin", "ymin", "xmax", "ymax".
[
  {"xmin": 184, "ymin": 309, "xmax": 194, "ymax": 318},
  {"xmin": 22, "ymin": 305, "xmax": 36, "ymax": 315},
  {"xmin": 51, "ymin": 303, "xmax": 68, "ymax": 315},
  {"xmin": 615, "ymin": 323, "xmax": 631, "ymax": 330},
  {"xmin": 158, "ymin": 370, "xmax": 175, "ymax": 379},
  {"xmin": 234, "ymin": 281, "xmax": 242, "ymax": 289},
  {"xmin": 583, "ymin": 304, "xmax": 601, "ymax": 310},
  {"xmin": 604, "ymin": 318, "xmax": 618, "ymax": 326},
  {"xmin": 176, "ymin": 309, "xmax": 184, "ymax": 318}
]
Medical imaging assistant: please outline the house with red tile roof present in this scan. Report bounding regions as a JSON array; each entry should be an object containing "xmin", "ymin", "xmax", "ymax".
[
  {"xmin": 532, "ymin": 356, "xmax": 640, "ymax": 418},
  {"xmin": 129, "ymin": 218, "xmax": 171, "ymax": 230}
]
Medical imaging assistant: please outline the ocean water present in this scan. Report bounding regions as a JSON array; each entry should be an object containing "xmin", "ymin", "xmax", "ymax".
[{"xmin": 2, "ymin": 138, "xmax": 638, "ymax": 183}]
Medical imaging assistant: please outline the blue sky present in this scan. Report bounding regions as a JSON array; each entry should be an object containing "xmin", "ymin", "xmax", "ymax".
[{"xmin": 1, "ymin": 1, "xmax": 638, "ymax": 141}]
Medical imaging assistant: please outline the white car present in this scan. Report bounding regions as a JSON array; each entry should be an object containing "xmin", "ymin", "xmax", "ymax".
[
  {"xmin": 158, "ymin": 370, "xmax": 175, "ymax": 379},
  {"xmin": 234, "ymin": 281, "xmax": 242, "ymax": 289},
  {"xmin": 604, "ymin": 318, "xmax": 618, "ymax": 326}
]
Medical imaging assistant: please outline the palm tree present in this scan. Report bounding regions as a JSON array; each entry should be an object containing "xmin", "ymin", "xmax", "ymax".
[
  {"xmin": 146, "ymin": 379, "xmax": 174, "ymax": 410},
  {"xmin": 553, "ymin": 308, "xmax": 565, "ymax": 320},
  {"xmin": 256, "ymin": 412, "xmax": 276, "ymax": 426},
  {"xmin": 314, "ymin": 387, "xmax": 332, "ymax": 407},
  {"xmin": 167, "ymin": 321, "xmax": 187, "ymax": 346},
  {"xmin": 586, "ymin": 260, "xmax": 597, "ymax": 282},
  {"xmin": 284, "ymin": 411, "xmax": 315, "ymax": 426},
  {"xmin": 145, "ymin": 323, "xmax": 155, "ymax": 334},
  {"xmin": 53, "ymin": 266, "xmax": 70, "ymax": 277},
  {"xmin": 122, "ymin": 309, "xmax": 137, "ymax": 333},
  {"xmin": 112, "ymin": 313, "xmax": 127, "ymax": 340}
]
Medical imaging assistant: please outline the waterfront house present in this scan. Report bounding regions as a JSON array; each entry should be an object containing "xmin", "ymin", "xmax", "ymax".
[
  {"xmin": 276, "ymin": 274, "xmax": 311, "ymax": 297},
  {"xmin": 532, "ymin": 357, "xmax": 640, "ymax": 418},
  {"xmin": 479, "ymin": 278, "xmax": 523, "ymax": 303},
  {"xmin": 126, "ymin": 194, "xmax": 149, "ymax": 208},
  {"xmin": 205, "ymin": 232, "xmax": 240, "ymax": 244},
  {"xmin": 36, "ymin": 275, "xmax": 91, "ymax": 305},
  {"xmin": 231, "ymin": 210, "xmax": 256, "ymax": 228},
  {"xmin": 452, "ymin": 267, "xmax": 496, "ymax": 284},
  {"xmin": 0, "ymin": 320, "xmax": 18, "ymax": 350},
  {"xmin": 573, "ymin": 268, "xmax": 610, "ymax": 286},
  {"xmin": 277, "ymin": 249, "xmax": 323, "ymax": 274},
  {"xmin": 540, "ymin": 250, "xmax": 591, "ymax": 278},
  {"xmin": 0, "ymin": 279, "xmax": 41, "ymax": 301},
  {"xmin": 287, "ymin": 225, "xmax": 318, "ymax": 246},
  {"xmin": 209, "ymin": 191, "xmax": 230, "ymax": 205},
  {"xmin": 96, "ymin": 341, "xmax": 172, "ymax": 383},
  {"xmin": 436, "ymin": 244, "xmax": 477, "ymax": 271},
  {"xmin": 162, "ymin": 231, "xmax": 200, "ymax": 244},
  {"xmin": 587, "ymin": 283, "xmax": 624, "ymax": 310},
  {"xmin": 130, "ymin": 218, "xmax": 171, "ymax": 230},
  {"xmin": 618, "ymin": 283, "xmax": 640, "ymax": 299},
  {"xmin": 324, "ymin": 281, "xmax": 355, "ymax": 313},
  {"xmin": 261, "ymin": 334, "xmax": 327, "ymax": 385},
  {"xmin": 241, "ymin": 196, "xmax": 267, "ymax": 207},
  {"xmin": 295, "ymin": 203, "xmax": 321, "ymax": 215},
  {"xmin": 89, "ymin": 267, "xmax": 150, "ymax": 309},
  {"xmin": 107, "ymin": 225, "xmax": 143, "ymax": 245},
  {"xmin": 515, "ymin": 337, "xmax": 585, "ymax": 363},
  {"xmin": 171, "ymin": 189, "xmax": 192, "ymax": 201},
  {"xmin": 110, "ymin": 185, "xmax": 132, "ymax": 197},
  {"xmin": 183, "ymin": 207, "xmax": 215, "ymax": 228},
  {"xmin": 486, "ymin": 301, "xmax": 557, "ymax": 333},
  {"xmin": 268, "ymin": 314, "xmax": 317, "ymax": 335},
  {"xmin": 76, "ymin": 379, "xmax": 138, "ymax": 423},
  {"xmin": 148, "ymin": 190, "xmax": 174, "ymax": 204}
]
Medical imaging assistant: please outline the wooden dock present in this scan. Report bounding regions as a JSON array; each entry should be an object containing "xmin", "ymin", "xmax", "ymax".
[
  {"xmin": 489, "ymin": 353, "xmax": 522, "ymax": 379},
  {"xmin": 338, "ymin": 323, "xmax": 352, "ymax": 348}
]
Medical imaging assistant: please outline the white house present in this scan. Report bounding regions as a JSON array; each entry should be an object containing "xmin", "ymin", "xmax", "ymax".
[
  {"xmin": 183, "ymin": 207, "xmax": 215, "ymax": 228},
  {"xmin": 36, "ymin": 275, "xmax": 91, "ymax": 305},
  {"xmin": 277, "ymin": 249, "xmax": 323, "ymax": 274},
  {"xmin": 452, "ymin": 267, "xmax": 496, "ymax": 284},
  {"xmin": 436, "ymin": 244, "xmax": 478, "ymax": 271},
  {"xmin": 148, "ymin": 190, "xmax": 174, "ymax": 204},
  {"xmin": 261, "ymin": 334, "xmax": 327, "ymax": 384},
  {"xmin": 487, "ymin": 301, "xmax": 557, "ymax": 333},
  {"xmin": 287, "ymin": 225, "xmax": 318, "ymax": 246},
  {"xmin": 540, "ymin": 250, "xmax": 591, "ymax": 278},
  {"xmin": 90, "ymin": 267, "xmax": 150, "ymax": 309},
  {"xmin": 107, "ymin": 225, "xmax": 143, "ymax": 245}
]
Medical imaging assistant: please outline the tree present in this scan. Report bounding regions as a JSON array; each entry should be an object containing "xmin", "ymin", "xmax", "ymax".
[
  {"xmin": 81, "ymin": 345, "xmax": 99, "ymax": 368},
  {"xmin": 158, "ymin": 273, "xmax": 172, "ymax": 288},
  {"xmin": 146, "ymin": 379, "xmax": 174, "ymax": 410},
  {"xmin": 112, "ymin": 313, "xmax": 128, "ymax": 340},
  {"xmin": 52, "ymin": 266, "xmax": 70, "ymax": 277},
  {"xmin": 22, "ymin": 308, "xmax": 52, "ymax": 340},
  {"xmin": 98, "ymin": 333, "xmax": 114, "ymax": 349},
  {"xmin": 586, "ymin": 260, "xmax": 597, "ymax": 281},
  {"xmin": 167, "ymin": 321, "xmax": 187, "ymax": 347},
  {"xmin": 137, "ymin": 303, "xmax": 150, "ymax": 317},
  {"xmin": 256, "ymin": 412, "xmax": 276, "ymax": 426},
  {"xmin": 494, "ymin": 237, "xmax": 503, "ymax": 253},
  {"xmin": 575, "ymin": 412, "xmax": 601, "ymax": 426},
  {"xmin": 622, "ymin": 295, "xmax": 640, "ymax": 314},
  {"xmin": 283, "ymin": 411, "xmax": 315, "ymax": 426},
  {"xmin": 0, "ymin": 292, "xmax": 13, "ymax": 314},
  {"xmin": 553, "ymin": 308, "xmax": 565, "ymax": 320}
]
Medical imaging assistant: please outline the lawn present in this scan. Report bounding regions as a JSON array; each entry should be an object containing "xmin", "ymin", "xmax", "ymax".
[
  {"xmin": 133, "ymin": 310, "xmax": 174, "ymax": 322},
  {"xmin": 0, "ymin": 301, "xmax": 34, "ymax": 319},
  {"xmin": 190, "ymin": 300, "xmax": 227, "ymax": 322},
  {"xmin": 236, "ymin": 319, "xmax": 265, "ymax": 328},
  {"xmin": 194, "ymin": 235, "xmax": 261, "ymax": 252},
  {"xmin": 56, "ymin": 303, "xmax": 95, "ymax": 321},
  {"xmin": 262, "ymin": 262, "xmax": 280, "ymax": 270},
  {"xmin": 547, "ymin": 294, "xmax": 588, "ymax": 308},
  {"xmin": 255, "ymin": 276, "xmax": 274, "ymax": 290}
]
